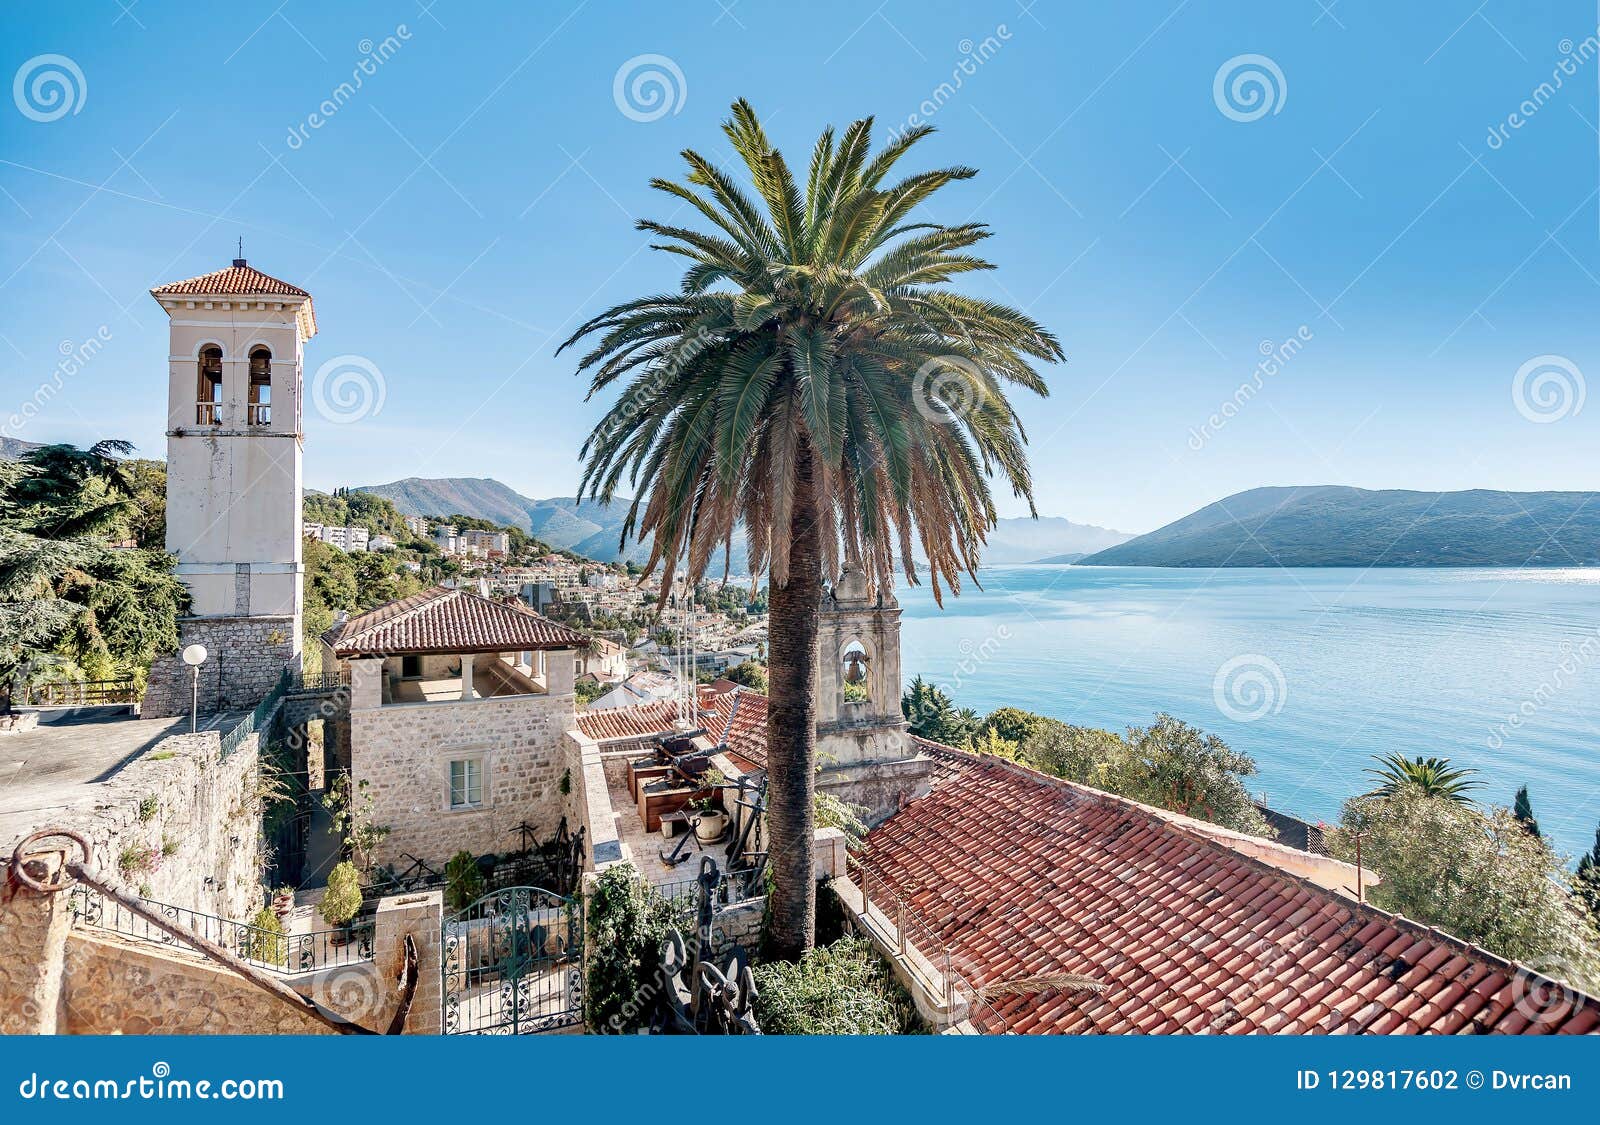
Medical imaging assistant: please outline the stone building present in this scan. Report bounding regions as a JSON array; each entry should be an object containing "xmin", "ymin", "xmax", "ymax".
[
  {"xmin": 143, "ymin": 259, "xmax": 316, "ymax": 717},
  {"xmin": 319, "ymin": 586, "xmax": 589, "ymax": 868}
]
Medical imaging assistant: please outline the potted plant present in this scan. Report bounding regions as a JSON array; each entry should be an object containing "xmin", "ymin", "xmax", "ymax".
[
  {"xmin": 692, "ymin": 796, "xmax": 728, "ymax": 844},
  {"xmin": 320, "ymin": 861, "xmax": 363, "ymax": 943},
  {"xmin": 271, "ymin": 886, "xmax": 295, "ymax": 923}
]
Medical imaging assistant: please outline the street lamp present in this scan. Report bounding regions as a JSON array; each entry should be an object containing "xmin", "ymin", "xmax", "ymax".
[{"xmin": 181, "ymin": 644, "xmax": 207, "ymax": 733}]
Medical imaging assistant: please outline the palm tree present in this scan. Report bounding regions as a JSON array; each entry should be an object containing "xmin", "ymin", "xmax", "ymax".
[
  {"xmin": 1364, "ymin": 753, "xmax": 1482, "ymax": 804},
  {"xmin": 561, "ymin": 101, "xmax": 1061, "ymax": 957}
]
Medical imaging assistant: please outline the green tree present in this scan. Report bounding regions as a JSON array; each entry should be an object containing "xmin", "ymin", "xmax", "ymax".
[
  {"xmin": 1513, "ymin": 785, "xmax": 1541, "ymax": 837},
  {"xmin": 1333, "ymin": 789, "xmax": 1600, "ymax": 990},
  {"xmin": 562, "ymin": 102, "xmax": 1061, "ymax": 958},
  {"xmin": 1100, "ymin": 714, "xmax": 1269, "ymax": 835},
  {"xmin": 0, "ymin": 441, "xmax": 186, "ymax": 710},
  {"xmin": 319, "ymin": 861, "xmax": 364, "ymax": 926},
  {"xmin": 1022, "ymin": 718, "xmax": 1123, "ymax": 784},
  {"xmin": 980, "ymin": 705, "xmax": 1043, "ymax": 747},
  {"xmin": 901, "ymin": 675, "xmax": 980, "ymax": 747},
  {"xmin": 1364, "ymin": 753, "xmax": 1481, "ymax": 804},
  {"xmin": 722, "ymin": 659, "xmax": 768, "ymax": 692},
  {"xmin": 969, "ymin": 726, "xmax": 1021, "ymax": 761},
  {"xmin": 1576, "ymin": 824, "xmax": 1600, "ymax": 927}
]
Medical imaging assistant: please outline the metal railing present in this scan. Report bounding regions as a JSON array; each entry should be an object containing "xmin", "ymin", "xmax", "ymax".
[
  {"xmin": 21, "ymin": 679, "xmax": 141, "ymax": 706},
  {"xmin": 70, "ymin": 887, "xmax": 376, "ymax": 977},
  {"xmin": 219, "ymin": 666, "xmax": 291, "ymax": 759},
  {"xmin": 292, "ymin": 667, "xmax": 350, "ymax": 693},
  {"xmin": 847, "ymin": 852, "xmax": 1016, "ymax": 1034}
]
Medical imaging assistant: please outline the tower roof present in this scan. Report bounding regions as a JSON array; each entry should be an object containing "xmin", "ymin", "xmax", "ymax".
[{"xmin": 151, "ymin": 259, "xmax": 316, "ymax": 337}]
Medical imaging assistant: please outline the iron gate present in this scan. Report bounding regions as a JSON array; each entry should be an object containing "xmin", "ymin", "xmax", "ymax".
[{"xmin": 441, "ymin": 887, "xmax": 582, "ymax": 1034}]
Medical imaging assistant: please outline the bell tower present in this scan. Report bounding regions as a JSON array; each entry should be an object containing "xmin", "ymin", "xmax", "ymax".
[
  {"xmin": 141, "ymin": 258, "xmax": 316, "ymax": 716},
  {"xmin": 814, "ymin": 568, "xmax": 933, "ymax": 824}
]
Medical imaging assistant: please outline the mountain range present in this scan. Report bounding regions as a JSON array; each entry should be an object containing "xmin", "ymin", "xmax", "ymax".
[
  {"xmin": 1078, "ymin": 486, "xmax": 1600, "ymax": 568},
  {"xmin": 356, "ymin": 476, "xmax": 1134, "ymax": 570}
]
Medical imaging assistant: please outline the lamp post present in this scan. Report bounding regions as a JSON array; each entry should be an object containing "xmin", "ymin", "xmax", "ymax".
[{"xmin": 181, "ymin": 644, "xmax": 208, "ymax": 733}]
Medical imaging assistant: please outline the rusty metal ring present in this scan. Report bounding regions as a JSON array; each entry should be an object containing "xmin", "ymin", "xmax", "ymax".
[{"xmin": 9, "ymin": 828, "xmax": 92, "ymax": 893}]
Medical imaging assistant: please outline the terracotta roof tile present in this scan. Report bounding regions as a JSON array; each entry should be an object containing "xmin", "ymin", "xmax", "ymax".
[
  {"xmin": 323, "ymin": 585, "xmax": 587, "ymax": 656},
  {"xmin": 862, "ymin": 758, "xmax": 1600, "ymax": 1035},
  {"xmin": 151, "ymin": 261, "xmax": 310, "ymax": 298}
]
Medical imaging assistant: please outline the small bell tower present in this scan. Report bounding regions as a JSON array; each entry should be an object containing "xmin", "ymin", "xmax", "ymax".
[
  {"xmin": 814, "ymin": 568, "xmax": 933, "ymax": 823},
  {"xmin": 141, "ymin": 258, "xmax": 316, "ymax": 716}
]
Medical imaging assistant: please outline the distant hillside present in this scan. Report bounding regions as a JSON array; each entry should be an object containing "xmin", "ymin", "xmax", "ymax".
[
  {"xmin": 977, "ymin": 516, "xmax": 1133, "ymax": 565},
  {"xmin": 0, "ymin": 437, "xmax": 44, "ymax": 460},
  {"xmin": 361, "ymin": 475, "xmax": 1131, "ymax": 572},
  {"xmin": 1079, "ymin": 486, "xmax": 1600, "ymax": 568},
  {"xmin": 357, "ymin": 477, "xmax": 661, "ymax": 567},
  {"xmin": 1032, "ymin": 552, "xmax": 1087, "ymax": 565}
]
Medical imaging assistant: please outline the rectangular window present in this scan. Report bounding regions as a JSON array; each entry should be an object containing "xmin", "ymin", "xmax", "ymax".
[{"xmin": 449, "ymin": 758, "xmax": 483, "ymax": 809}]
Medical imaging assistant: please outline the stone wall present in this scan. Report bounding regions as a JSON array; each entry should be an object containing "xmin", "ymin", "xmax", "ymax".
[
  {"xmin": 708, "ymin": 897, "xmax": 764, "ymax": 959},
  {"xmin": 144, "ymin": 616, "xmax": 297, "ymax": 718},
  {"xmin": 36, "ymin": 725, "xmax": 265, "ymax": 922},
  {"xmin": 60, "ymin": 932, "xmax": 335, "ymax": 1035},
  {"xmin": 351, "ymin": 693, "xmax": 575, "ymax": 868}
]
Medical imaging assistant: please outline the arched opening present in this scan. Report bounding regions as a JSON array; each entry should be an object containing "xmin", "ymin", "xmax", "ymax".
[
  {"xmin": 247, "ymin": 346, "xmax": 272, "ymax": 426},
  {"xmin": 196, "ymin": 345, "xmax": 222, "ymax": 425},
  {"xmin": 840, "ymin": 639, "xmax": 870, "ymax": 706}
]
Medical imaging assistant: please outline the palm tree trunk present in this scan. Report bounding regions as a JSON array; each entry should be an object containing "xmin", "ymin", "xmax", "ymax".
[{"xmin": 764, "ymin": 436, "xmax": 820, "ymax": 960}]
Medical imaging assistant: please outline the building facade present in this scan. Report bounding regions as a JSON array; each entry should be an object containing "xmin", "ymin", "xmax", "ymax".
[{"xmin": 143, "ymin": 260, "xmax": 315, "ymax": 716}]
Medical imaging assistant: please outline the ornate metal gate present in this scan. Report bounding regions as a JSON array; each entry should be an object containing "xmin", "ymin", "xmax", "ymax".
[{"xmin": 441, "ymin": 887, "xmax": 582, "ymax": 1034}]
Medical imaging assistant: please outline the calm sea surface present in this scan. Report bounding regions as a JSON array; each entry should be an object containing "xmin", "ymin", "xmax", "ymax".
[{"xmin": 897, "ymin": 566, "xmax": 1600, "ymax": 860}]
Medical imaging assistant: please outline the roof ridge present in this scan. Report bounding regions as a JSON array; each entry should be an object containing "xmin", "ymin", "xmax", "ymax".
[{"xmin": 340, "ymin": 585, "xmax": 453, "ymax": 643}]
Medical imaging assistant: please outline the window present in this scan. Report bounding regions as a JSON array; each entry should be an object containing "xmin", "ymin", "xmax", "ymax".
[
  {"xmin": 401, "ymin": 655, "xmax": 422, "ymax": 679},
  {"xmin": 449, "ymin": 758, "xmax": 483, "ymax": 809},
  {"xmin": 196, "ymin": 346, "xmax": 222, "ymax": 425},
  {"xmin": 247, "ymin": 347, "xmax": 272, "ymax": 426}
]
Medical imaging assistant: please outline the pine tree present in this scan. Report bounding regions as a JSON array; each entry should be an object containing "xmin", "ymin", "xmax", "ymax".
[{"xmin": 1512, "ymin": 785, "xmax": 1541, "ymax": 837}]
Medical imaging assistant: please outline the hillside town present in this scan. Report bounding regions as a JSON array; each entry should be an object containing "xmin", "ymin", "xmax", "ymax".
[{"xmin": 4, "ymin": 255, "xmax": 1598, "ymax": 1043}]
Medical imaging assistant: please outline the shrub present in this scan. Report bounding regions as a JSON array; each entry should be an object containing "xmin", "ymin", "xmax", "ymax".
[
  {"xmin": 137, "ymin": 795, "xmax": 160, "ymax": 822},
  {"xmin": 320, "ymin": 861, "xmax": 363, "ymax": 926},
  {"xmin": 118, "ymin": 845, "xmax": 158, "ymax": 879},
  {"xmin": 444, "ymin": 850, "xmax": 486, "ymax": 913},
  {"xmin": 239, "ymin": 907, "xmax": 286, "ymax": 966},
  {"xmin": 584, "ymin": 864, "xmax": 680, "ymax": 1034},
  {"xmin": 753, "ymin": 937, "xmax": 923, "ymax": 1035},
  {"xmin": 1331, "ymin": 789, "xmax": 1600, "ymax": 990}
]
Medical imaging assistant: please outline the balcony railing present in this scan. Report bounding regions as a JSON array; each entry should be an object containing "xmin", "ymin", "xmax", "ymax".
[
  {"xmin": 246, "ymin": 402, "xmax": 271, "ymax": 426},
  {"xmin": 195, "ymin": 401, "xmax": 220, "ymax": 425}
]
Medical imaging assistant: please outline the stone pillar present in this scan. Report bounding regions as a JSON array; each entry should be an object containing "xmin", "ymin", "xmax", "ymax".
[
  {"xmin": 459, "ymin": 657, "xmax": 474, "ymax": 701},
  {"xmin": 349, "ymin": 657, "xmax": 383, "ymax": 711},
  {"xmin": 372, "ymin": 890, "xmax": 443, "ymax": 1034},
  {"xmin": 546, "ymin": 648, "xmax": 575, "ymax": 696},
  {"xmin": 0, "ymin": 849, "xmax": 72, "ymax": 1034}
]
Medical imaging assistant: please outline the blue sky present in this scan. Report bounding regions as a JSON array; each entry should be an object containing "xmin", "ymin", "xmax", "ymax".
[{"xmin": 2, "ymin": 1, "xmax": 1597, "ymax": 533}]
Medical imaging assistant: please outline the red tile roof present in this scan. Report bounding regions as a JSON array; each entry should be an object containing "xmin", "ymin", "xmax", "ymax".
[
  {"xmin": 323, "ymin": 586, "xmax": 588, "ymax": 657},
  {"xmin": 862, "ymin": 758, "xmax": 1600, "ymax": 1035},
  {"xmin": 574, "ymin": 682, "xmax": 772, "ymax": 770},
  {"xmin": 151, "ymin": 261, "xmax": 311, "ymax": 298}
]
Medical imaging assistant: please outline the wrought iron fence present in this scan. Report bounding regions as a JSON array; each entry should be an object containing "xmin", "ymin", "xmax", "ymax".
[
  {"xmin": 292, "ymin": 668, "xmax": 350, "ymax": 694},
  {"xmin": 69, "ymin": 886, "xmax": 375, "ymax": 977},
  {"xmin": 219, "ymin": 666, "xmax": 291, "ymax": 760},
  {"xmin": 442, "ymin": 886, "xmax": 583, "ymax": 1034}
]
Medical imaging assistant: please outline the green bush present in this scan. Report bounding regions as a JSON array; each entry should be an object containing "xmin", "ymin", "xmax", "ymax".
[
  {"xmin": 444, "ymin": 850, "xmax": 486, "ymax": 913},
  {"xmin": 320, "ymin": 861, "xmax": 363, "ymax": 926},
  {"xmin": 583, "ymin": 864, "xmax": 680, "ymax": 1034},
  {"xmin": 753, "ymin": 937, "xmax": 924, "ymax": 1035},
  {"xmin": 239, "ymin": 907, "xmax": 286, "ymax": 965}
]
